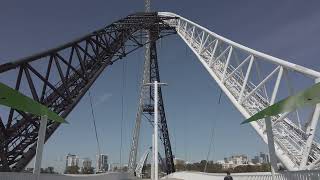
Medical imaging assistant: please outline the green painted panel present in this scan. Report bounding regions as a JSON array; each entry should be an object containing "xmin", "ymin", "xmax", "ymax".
[
  {"xmin": 241, "ymin": 82, "xmax": 320, "ymax": 124},
  {"xmin": 0, "ymin": 82, "xmax": 66, "ymax": 123}
]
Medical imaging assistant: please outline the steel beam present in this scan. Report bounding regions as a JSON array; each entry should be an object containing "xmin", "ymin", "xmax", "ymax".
[
  {"xmin": 0, "ymin": 12, "xmax": 176, "ymax": 172},
  {"xmin": 159, "ymin": 12, "xmax": 320, "ymax": 170},
  {"xmin": 128, "ymin": 25, "xmax": 175, "ymax": 174}
]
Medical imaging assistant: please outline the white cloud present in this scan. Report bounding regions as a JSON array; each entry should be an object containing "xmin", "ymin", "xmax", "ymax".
[{"xmin": 94, "ymin": 92, "xmax": 112, "ymax": 106}]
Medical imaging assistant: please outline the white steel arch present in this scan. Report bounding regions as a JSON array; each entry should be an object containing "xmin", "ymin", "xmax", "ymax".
[
  {"xmin": 135, "ymin": 149, "xmax": 150, "ymax": 178},
  {"xmin": 159, "ymin": 12, "xmax": 320, "ymax": 171}
]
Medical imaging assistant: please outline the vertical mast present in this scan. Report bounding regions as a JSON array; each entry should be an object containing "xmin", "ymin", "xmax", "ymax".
[
  {"xmin": 127, "ymin": 0, "xmax": 152, "ymax": 173},
  {"xmin": 128, "ymin": 0, "xmax": 175, "ymax": 174}
]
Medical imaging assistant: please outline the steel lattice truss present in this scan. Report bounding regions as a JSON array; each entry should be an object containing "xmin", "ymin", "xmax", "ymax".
[
  {"xmin": 128, "ymin": 26, "xmax": 175, "ymax": 174},
  {"xmin": 148, "ymin": 37, "xmax": 175, "ymax": 175},
  {"xmin": 135, "ymin": 148, "xmax": 166, "ymax": 178},
  {"xmin": 159, "ymin": 12, "xmax": 320, "ymax": 170},
  {"xmin": 2, "ymin": 10, "xmax": 320, "ymax": 173},
  {"xmin": 0, "ymin": 12, "xmax": 176, "ymax": 172}
]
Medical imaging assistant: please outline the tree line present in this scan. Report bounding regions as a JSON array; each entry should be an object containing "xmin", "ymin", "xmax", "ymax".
[
  {"xmin": 175, "ymin": 160, "xmax": 271, "ymax": 173},
  {"xmin": 64, "ymin": 166, "xmax": 94, "ymax": 174}
]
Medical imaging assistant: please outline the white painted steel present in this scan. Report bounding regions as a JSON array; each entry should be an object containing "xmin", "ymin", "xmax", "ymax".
[
  {"xmin": 238, "ymin": 56, "xmax": 254, "ymax": 102},
  {"xmin": 154, "ymin": 81, "xmax": 159, "ymax": 180},
  {"xmin": 301, "ymin": 78, "xmax": 320, "ymax": 169},
  {"xmin": 270, "ymin": 67, "xmax": 283, "ymax": 105},
  {"xmin": 209, "ymin": 40, "xmax": 219, "ymax": 66},
  {"xmin": 221, "ymin": 46, "xmax": 233, "ymax": 80},
  {"xmin": 135, "ymin": 149, "xmax": 150, "ymax": 178},
  {"xmin": 265, "ymin": 116, "xmax": 277, "ymax": 179},
  {"xmin": 284, "ymin": 70, "xmax": 302, "ymax": 129},
  {"xmin": 165, "ymin": 171, "xmax": 320, "ymax": 180},
  {"xmin": 159, "ymin": 12, "xmax": 320, "ymax": 78},
  {"xmin": 223, "ymin": 55, "xmax": 251, "ymax": 83},
  {"xmin": 159, "ymin": 12, "xmax": 320, "ymax": 170},
  {"xmin": 240, "ymin": 66, "xmax": 280, "ymax": 104},
  {"xmin": 128, "ymin": 10, "xmax": 152, "ymax": 172},
  {"xmin": 33, "ymin": 115, "xmax": 48, "ymax": 176},
  {"xmin": 151, "ymin": 134, "xmax": 155, "ymax": 180},
  {"xmin": 266, "ymin": 68, "xmax": 284, "ymax": 179}
]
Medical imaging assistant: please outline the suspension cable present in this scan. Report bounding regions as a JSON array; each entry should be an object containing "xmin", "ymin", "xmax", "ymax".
[
  {"xmin": 204, "ymin": 119, "xmax": 215, "ymax": 172},
  {"xmin": 218, "ymin": 89, "xmax": 223, "ymax": 104},
  {"xmin": 204, "ymin": 93, "xmax": 219, "ymax": 172},
  {"xmin": 119, "ymin": 59, "xmax": 127, "ymax": 169},
  {"xmin": 88, "ymin": 91, "xmax": 101, "ymax": 159}
]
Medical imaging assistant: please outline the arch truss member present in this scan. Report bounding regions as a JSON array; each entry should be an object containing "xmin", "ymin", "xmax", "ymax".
[
  {"xmin": 0, "ymin": 12, "xmax": 176, "ymax": 172},
  {"xmin": 159, "ymin": 12, "xmax": 320, "ymax": 170}
]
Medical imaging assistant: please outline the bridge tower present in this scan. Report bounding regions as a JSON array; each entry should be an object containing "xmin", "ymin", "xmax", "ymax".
[
  {"xmin": 0, "ymin": 12, "xmax": 176, "ymax": 172},
  {"xmin": 128, "ymin": 0, "xmax": 175, "ymax": 175}
]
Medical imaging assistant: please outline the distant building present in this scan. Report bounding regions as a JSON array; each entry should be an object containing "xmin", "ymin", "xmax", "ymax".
[
  {"xmin": 219, "ymin": 152, "xmax": 270, "ymax": 169},
  {"xmin": 228, "ymin": 155, "xmax": 249, "ymax": 165},
  {"xmin": 96, "ymin": 154, "xmax": 108, "ymax": 172},
  {"xmin": 252, "ymin": 156, "xmax": 260, "ymax": 164},
  {"xmin": 42, "ymin": 167, "xmax": 56, "ymax": 174},
  {"xmin": 66, "ymin": 153, "xmax": 79, "ymax": 167},
  {"xmin": 220, "ymin": 154, "xmax": 249, "ymax": 169},
  {"xmin": 25, "ymin": 168, "xmax": 34, "ymax": 173},
  {"xmin": 174, "ymin": 158, "xmax": 186, "ymax": 166},
  {"xmin": 222, "ymin": 162, "xmax": 236, "ymax": 169},
  {"xmin": 108, "ymin": 164, "xmax": 112, "ymax": 172},
  {"xmin": 259, "ymin": 152, "xmax": 269, "ymax": 164},
  {"xmin": 216, "ymin": 160, "xmax": 225, "ymax": 165},
  {"xmin": 251, "ymin": 152, "xmax": 269, "ymax": 164},
  {"xmin": 83, "ymin": 158, "xmax": 92, "ymax": 169}
]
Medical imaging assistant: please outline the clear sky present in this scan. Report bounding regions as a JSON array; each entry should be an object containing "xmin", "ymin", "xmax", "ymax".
[{"xmin": 1, "ymin": 0, "xmax": 320, "ymax": 173}]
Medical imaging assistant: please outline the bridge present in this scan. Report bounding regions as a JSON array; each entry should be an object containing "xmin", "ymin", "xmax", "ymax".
[{"xmin": 1, "ymin": 4, "xmax": 320, "ymax": 180}]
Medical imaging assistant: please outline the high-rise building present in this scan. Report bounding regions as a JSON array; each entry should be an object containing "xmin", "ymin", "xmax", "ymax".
[
  {"xmin": 66, "ymin": 153, "xmax": 79, "ymax": 167},
  {"xmin": 259, "ymin": 152, "xmax": 269, "ymax": 164},
  {"xmin": 251, "ymin": 152, "xmax": 270, "ymax": 164},
  {"xmin": 83, "ymin": 158, "xmax": 92, "ymax": 169},
  {"xmin": 252, "ymin": 156, "xmax": 260, "ymax": 164},
  {"xmin": 96, "ymin": 154, "xmax": 108, "ymax": 173}
]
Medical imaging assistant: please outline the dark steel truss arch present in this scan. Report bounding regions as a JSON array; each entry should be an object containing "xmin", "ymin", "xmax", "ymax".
[
  {"xmin": 148, "ymin": 31, "xmax": 175, "ymax": 174},
  {"xmin": 0, "ymin": 12, "xmax": 176, "ymax": 172}
]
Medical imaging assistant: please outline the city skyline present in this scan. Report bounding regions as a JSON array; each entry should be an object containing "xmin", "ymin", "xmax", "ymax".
[{"xmin": 28, "ymin": 150, "xmax": 271, "ymax": 174}]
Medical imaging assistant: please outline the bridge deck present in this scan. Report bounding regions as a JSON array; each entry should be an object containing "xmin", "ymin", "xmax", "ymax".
[
  {"xmin": 142, "ymin": 179, "xmax": 182, "ymax": 180},
  {"xmin": 1, "ymin": 171, "xmax": 320, "ymax": 180}
]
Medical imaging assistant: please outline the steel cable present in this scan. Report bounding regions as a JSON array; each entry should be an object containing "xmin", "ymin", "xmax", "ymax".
[
  {"xmin": 204, "ymin": 90, "xmax": 221, "ymax": 172},
  {"xmin": 119, "ymin": 59, "xmax": 127, "ymax": 169},
  {"xmin": 88, "ymin": 91, "xmax": 101, "ymax": 162}
]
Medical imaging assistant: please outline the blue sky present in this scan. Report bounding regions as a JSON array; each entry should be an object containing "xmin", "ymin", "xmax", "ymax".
[{"xmin": 1, "ymin": 0, "xmax": 320, "ymax": 173}]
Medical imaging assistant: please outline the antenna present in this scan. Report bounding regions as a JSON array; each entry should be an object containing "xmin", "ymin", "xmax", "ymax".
[{"xmin": 145, "ymin": 0, "xmax": 151, "ymax": 12}]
